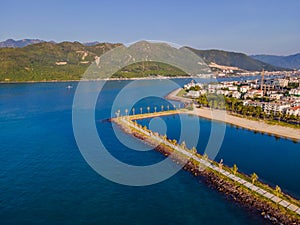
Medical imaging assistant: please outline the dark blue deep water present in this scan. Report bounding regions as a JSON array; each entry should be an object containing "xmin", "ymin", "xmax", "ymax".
[{"xmin": 0, "ymin": 80, "xmax": 299, "ymax": 225}]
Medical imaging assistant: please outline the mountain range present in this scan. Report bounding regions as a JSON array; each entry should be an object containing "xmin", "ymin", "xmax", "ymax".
[
  {"xmin": 251, "ymin": 54, "xmax": 300, "ymax": 70},
  {"xmin": 0, "ymin": 39, "xmax": 46, "ymax": 48},
  {"xmin": 186, "ymin": 48, "xmax": 285, "ymax": 72},
  {"xmin": 0, "ymin": 39, "xmax": 298, "ymax": 82},
  {"xmin": 0, "ymin": 41, "xmax": 121, "ymax": 81},
  {"xmin": 0, "ymin": 39, "xmax": 100, "ymax": 48}
]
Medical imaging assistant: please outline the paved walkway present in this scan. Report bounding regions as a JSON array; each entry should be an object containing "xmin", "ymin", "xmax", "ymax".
[
  {"xmin": 128, "ymin": 110, "xmax": 183, "ymax": 120},
  {"xmin": 117, "ymin": 116, "xmax": 300, "ymax": 216}
]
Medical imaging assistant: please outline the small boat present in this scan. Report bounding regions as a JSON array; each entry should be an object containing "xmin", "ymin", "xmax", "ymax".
[{"xmin": 66, "ymin": 85, "xmax": 73, "ymax": 89}]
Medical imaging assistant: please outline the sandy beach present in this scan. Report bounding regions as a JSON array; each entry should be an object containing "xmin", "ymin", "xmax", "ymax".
[{"xmin": 166, "ymin": 88, "xmax": 300, "ymax": 141}]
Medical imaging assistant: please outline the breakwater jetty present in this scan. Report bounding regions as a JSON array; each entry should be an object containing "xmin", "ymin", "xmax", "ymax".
[{"xmin": 111, "ymin": 110, "xmax": 300, "ymax": 225}]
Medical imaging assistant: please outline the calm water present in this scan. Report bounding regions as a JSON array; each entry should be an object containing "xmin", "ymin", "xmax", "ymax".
[{"xmin": 0, "ymin": 80, "xmax": 299, "ymax": 225}]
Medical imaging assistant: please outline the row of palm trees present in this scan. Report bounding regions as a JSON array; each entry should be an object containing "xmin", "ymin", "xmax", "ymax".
[
  {"xmin": 127, "ymin": 119, "xmax": 283, "ymax": 198},
  {"xmin": 231, "ymin": 164, "xmax": 282, "ymax": 197},
  {"xmin": 197, "ymin": 95, "xmax": 300, "ymax": 125},
  {"xmin": 116, "ymin": 104, "xmax": 183, "ymax": 117}
]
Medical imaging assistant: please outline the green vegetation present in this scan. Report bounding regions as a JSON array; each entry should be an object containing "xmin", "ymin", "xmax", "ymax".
[
  {"xmin": 232, "ymin": 164, "xmax": 238, "ymax": 175},
  {"xmin": 275, "ymin": 185, "xmax": 282, "ymax": 197},
  {"xmin": 0, "ymin": 42, "xmax": 120, "ymax": 81},
  {"xmin": 0, "ymin": 41, "xmax": 292, "ymax": 82},
  {"xmin": 197, "ymin": 94, "xmax": 300, "ymax": 128},
  {"xmin": 288, "ymin": 82, "xmax": 300, "ymax": 89},
  {"xmin": 186, "ymin": 47, "xmax": 288, "ymax": 71},
  {"xmin": 112, "ymin": 61, "xmax": 188, "ymax": 78},
  {"xmin": 177, "ymin": 89, "xmax": 188, "ymax": 97},
  {"xmin": 0, "ymin": 42, "xmax": 187, "ymax": 82},
  {"xmin": 251, "ymin": 172, "xmax": 258, "ymax": 184}
]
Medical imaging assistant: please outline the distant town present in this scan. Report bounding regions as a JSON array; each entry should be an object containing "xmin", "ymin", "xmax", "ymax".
[
  {"xmin": 214, "ymin": 67, "xmax": 300, "ymax": 78},
  {"xmin": 183, "ymin": 72, "xmax": 300, "ymax": 124}
]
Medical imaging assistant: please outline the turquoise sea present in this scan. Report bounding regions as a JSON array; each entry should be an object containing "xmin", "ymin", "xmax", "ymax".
[{"xmin": 0, "ymin": 79, "xmax": 299, "ymax": 225}]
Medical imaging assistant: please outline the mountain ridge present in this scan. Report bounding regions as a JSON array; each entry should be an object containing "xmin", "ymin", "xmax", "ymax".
[
  {"xmin": 251, "ymin": 54, "xmax": 300, "ymax": 70},
  {"xmin": 0, "ymin": 41, "xmax": 122, "ymax": 81},
  {"xmin": 0, "ymin": 39, "xmax": 294, "ymax": 82},
  {"xmin": 186, "ymin": 47, "xmax": 286, "ymax": 71},
  {"xmin": 0, "ymin": 39, "xmax": 104, "ymax": 48},
  {"xmin": 0, "ymin": 39, "xmax": 46, "ymax": 48}
]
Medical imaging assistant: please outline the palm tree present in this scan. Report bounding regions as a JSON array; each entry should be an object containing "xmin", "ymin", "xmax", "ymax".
[
  {"xmin": 172, "ymin": 139, "xmax": 177, "ymax": 145},
  {"xmin": 154, "ymin": 106, "xmax": 157, "ymax": 113},
  {"xmin": 115, "ymin": 109, "xmax": 121, "ymax": 117},
  {"xmin": 180, "ymin": 141, "xmax": 186, "ymax": 149},
  {"xmin": 231, "ymin": 100, "xmax": 236, "ymax": 112},
  {"xmin": 125, "ymin": 109, "xmax": 128, "ymax": 116},
  {"xmin": 278, "ymin": 112, "xmax": 283, "ymax": 122},
  {"xmin": 269, "ymin": 111, "xmax": 274, "ymax": 121},
  {"xmin": 251, "ymin": 173, "xmax": 258, "ymax": 185},
  {"xmin": 140, "ymin": 107, "xmax": 143, "ymax": 114},
  {"xmin": 219, "ymin": 159, "xmax": 223, "ymax": 170},
  {"xmin": 232, "ymin": 164, "xmax": 238, "ymax": 175},
  {"xmin": 275, "ymin": 185, "xmax": 281, "ymax": 197},
  {"xmin": 191, "ymin": 147, "xmax": 197, "ymax": 154},
  {"xmin": 147, "ymin": 106, "xmax": 150, "ymax": 113},
  {"xmin": 161, "ymin": 105, "xmax": 164, "ymax": 112}
]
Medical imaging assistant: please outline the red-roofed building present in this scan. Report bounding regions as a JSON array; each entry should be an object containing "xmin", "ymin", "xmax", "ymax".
[{"xmin": 287, "ymin": 106, "xmax": 300, "ymax": 116}]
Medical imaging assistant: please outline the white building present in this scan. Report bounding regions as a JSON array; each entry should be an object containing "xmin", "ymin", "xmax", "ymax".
[
  {"xmin": 208, "ymin": 84, "xmax": 223, "ymax": 90},
  {"xmin": 289, "ymin": 88, "xmax": 300, "ymax": 96},
  {"xmin": 244, "ymin": 90, "xmax": 264, "ymax": 99},
  {"xmin": 243, "ymin": 100, "xmax": 264, "ymax": 108},
  {"xmin": 228, "ymin": 86, "xmax": 238, "ymax": 91},
  {"xmin": 269, "ymin": 93, "xmax": 283, "ymax": 100},
  {"xmin": 286, "ymin": 106, "xmax": 300, "ymax": 116},
  {"xmin": 263, "ymin": 102, "xmax": 290, "ymax": 114},
  {"xmin": 186, "ymin": 91, "xmax": 200, "ymax": 98},
  {"xmin": 240, "ymin": 86, "xmax": 250, "ymax": 93},
  {"xmin": 278, "ymin": 79, "xmax": 289, "ymax": 87},
  {"xmin": 216, "ymin": 90, "xmax": 229, "ymax": 96},
  {"xmin": 232, "ymin": 91, "xmax": 241, "ymax": 99}
]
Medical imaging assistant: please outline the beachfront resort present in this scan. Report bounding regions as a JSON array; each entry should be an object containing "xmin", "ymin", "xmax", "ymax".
[{"xmin": 183, "ymin": 73, "xmax": 300, "ymax": 123}]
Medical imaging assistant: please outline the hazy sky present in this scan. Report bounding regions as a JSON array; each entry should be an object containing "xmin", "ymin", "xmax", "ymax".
[{"xmin": 1, "ymin": 0, "xmax": 299, "ymax": 55}]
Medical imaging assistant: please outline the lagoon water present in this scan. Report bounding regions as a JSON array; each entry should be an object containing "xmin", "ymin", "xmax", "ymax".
[{"xmin": 0, "ymin": 79, "xmax": 299, "ymax": 225}]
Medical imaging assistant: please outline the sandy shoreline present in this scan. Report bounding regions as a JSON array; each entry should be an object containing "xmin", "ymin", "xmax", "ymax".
[{"xmin": 166, "ymin": 88, "xmax": 300, "ymax": 141}]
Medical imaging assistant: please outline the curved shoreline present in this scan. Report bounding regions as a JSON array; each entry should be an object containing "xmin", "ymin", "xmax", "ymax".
[{"xmin": 166, "ymin": 88, "xmax": 300, "ymax": 142}]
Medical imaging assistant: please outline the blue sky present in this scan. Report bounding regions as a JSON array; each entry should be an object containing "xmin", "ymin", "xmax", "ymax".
[{"xmin": 1, "ymin": 0, "xmax": 299, "ymax": 55}]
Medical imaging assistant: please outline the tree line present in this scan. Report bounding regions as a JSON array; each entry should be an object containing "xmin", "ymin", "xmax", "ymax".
[{"xmin": 197, "ymin": 94, "xmax": 299, "ymax": 126}]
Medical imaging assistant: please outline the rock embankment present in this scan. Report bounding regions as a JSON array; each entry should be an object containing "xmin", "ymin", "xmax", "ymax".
[{"xmin": 113, "ymin": 118, "xmax": 300, "ymax": 225}]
